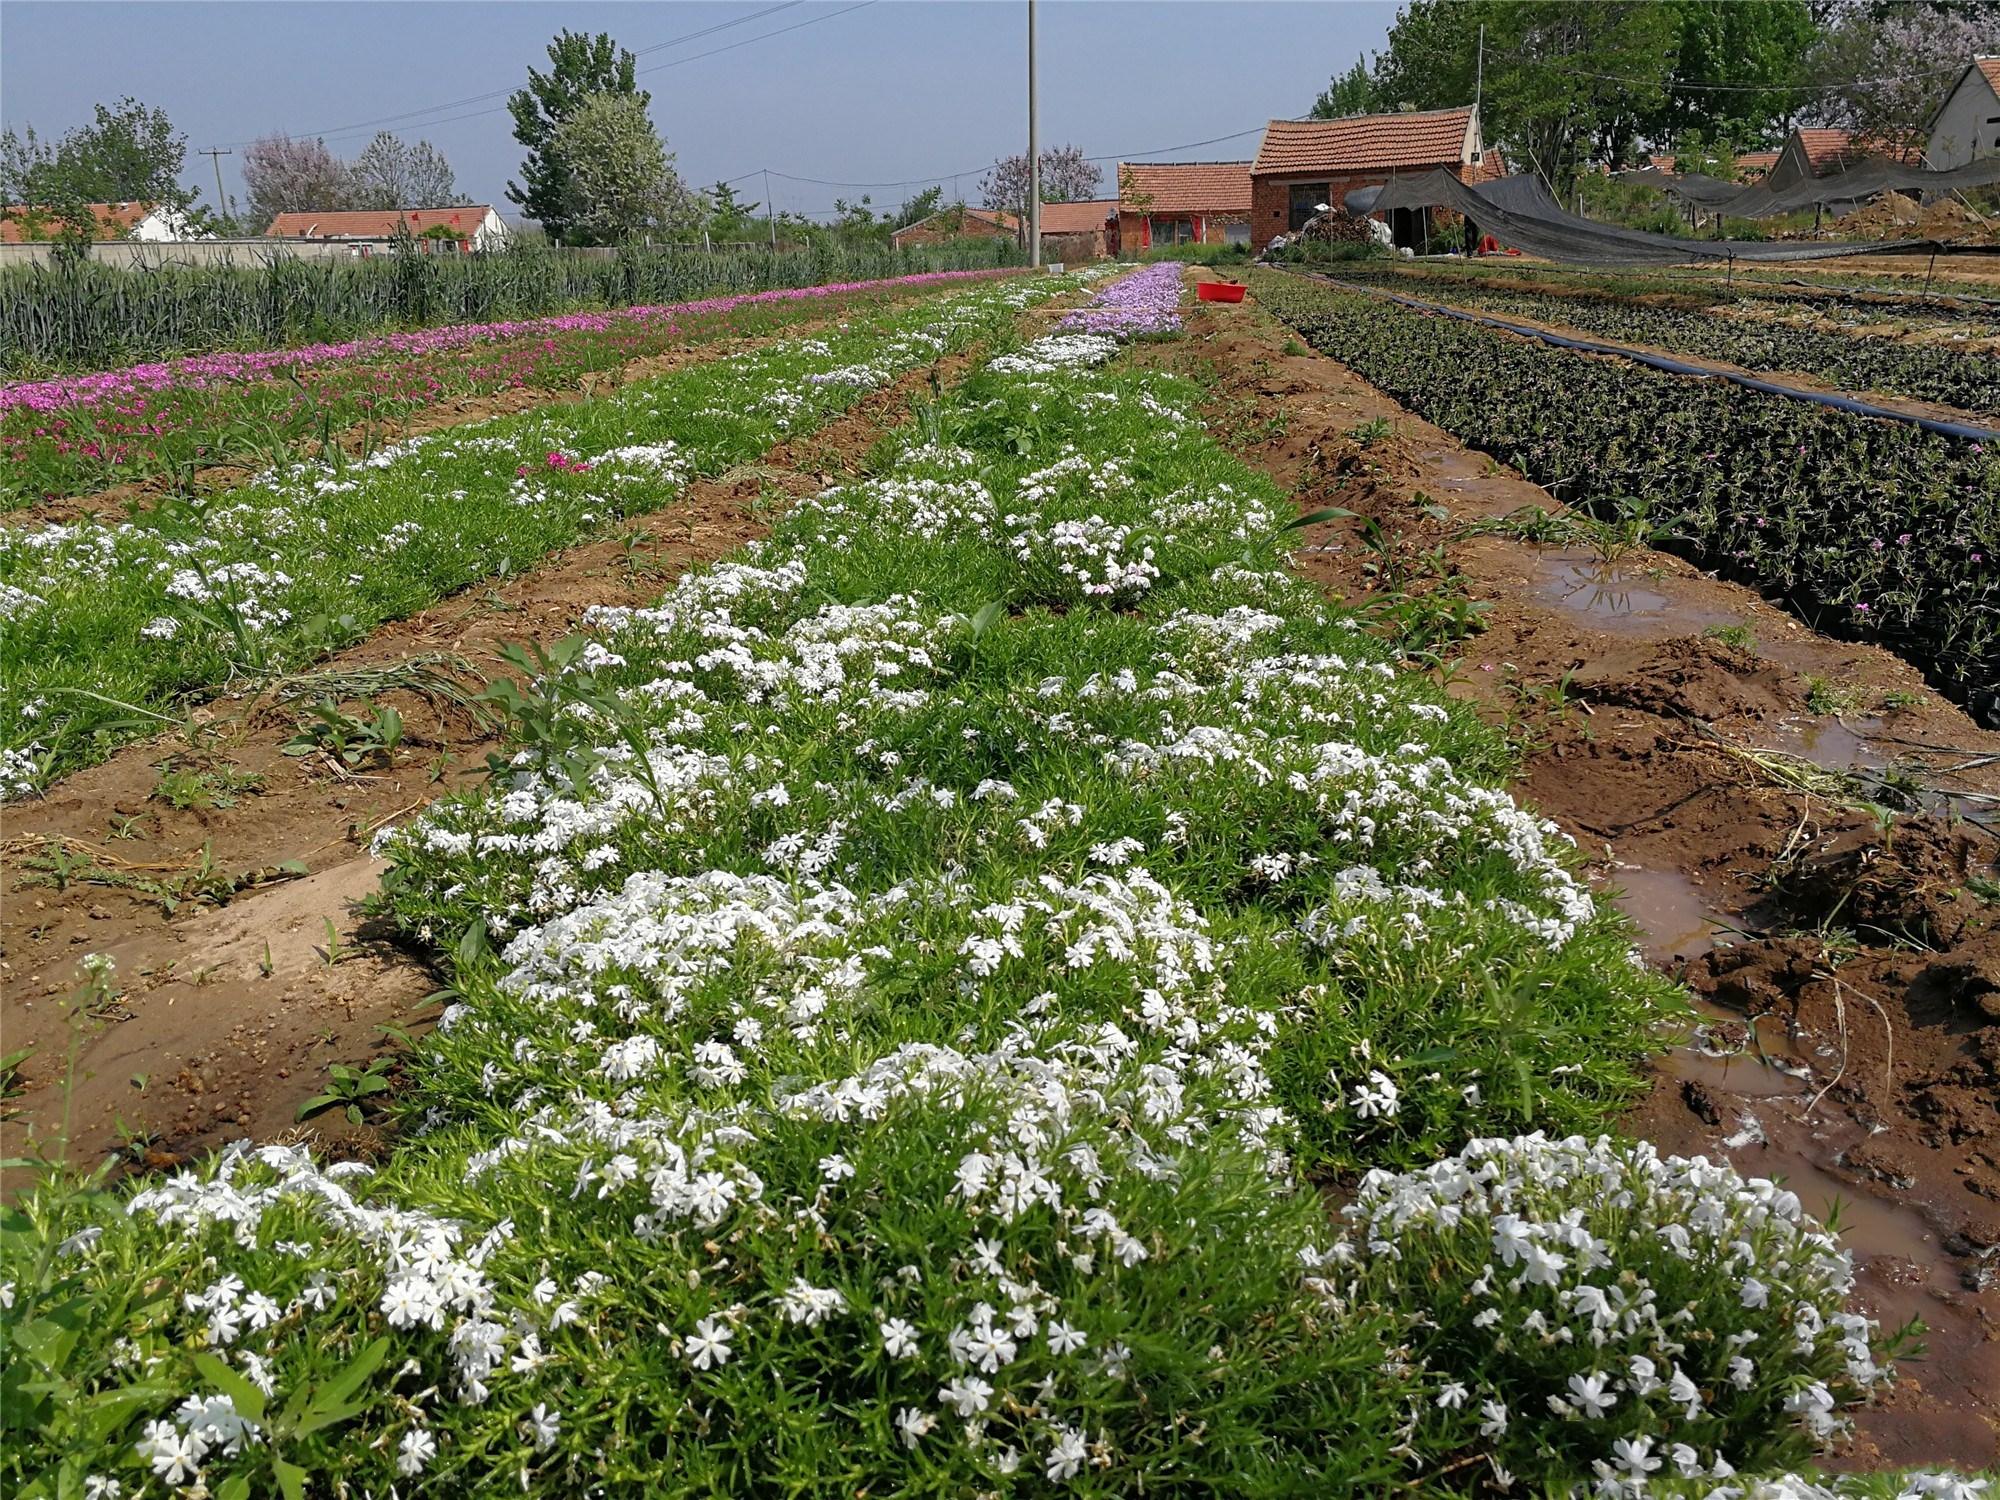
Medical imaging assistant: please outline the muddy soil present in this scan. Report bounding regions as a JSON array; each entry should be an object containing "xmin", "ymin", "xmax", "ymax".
[
  {"xmin": 0, "ymin": 310, "xmax": 1043, "ymax": 1186},
  {"xmin": 5, "ymin": 279, "xmax": 987, "ymax": 529},
  {"xmin": 1172, "ymin": 267, "xmax": 2000, "ymax": 1469}
]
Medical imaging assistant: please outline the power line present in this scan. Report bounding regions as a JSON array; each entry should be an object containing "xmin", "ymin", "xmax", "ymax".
[
  {"xmin": 747, "ymin": 121, "xmax": 1276, "ymax": 193},
  {"xmin": 218, "ymin": 1, "xmax": 825, "ymax": 148},
  {"xmin": 1487, "ymin": 56, "xmax": 1971, "ymax": 94}
]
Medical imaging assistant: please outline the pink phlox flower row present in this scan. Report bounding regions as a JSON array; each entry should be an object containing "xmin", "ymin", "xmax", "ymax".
[
  {"xmin": 2, "ymin": 270, "xmax": 1014, "ymax": 416},
  {"xmin": 1055, "ymin": 263, "xmax": 1185, "ymax": 337}
]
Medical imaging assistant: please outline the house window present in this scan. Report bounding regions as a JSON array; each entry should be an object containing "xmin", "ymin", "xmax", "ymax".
[
  {"xmin": 1149, "ymin": 216, "xmax": 1195, "ymax": 244},
  {"xmin": 1288, "ymin": 184, "xmax": 1330, "ymax": 231},
  {"xmin": 1223, "ymin": 220, "xmax": 1250, "ymax": 246}
]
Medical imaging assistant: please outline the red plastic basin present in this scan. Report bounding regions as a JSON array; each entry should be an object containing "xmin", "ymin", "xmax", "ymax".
[{"xmin": 1196, "ymin": 281, "xmax": 1246, "ymax": 303}]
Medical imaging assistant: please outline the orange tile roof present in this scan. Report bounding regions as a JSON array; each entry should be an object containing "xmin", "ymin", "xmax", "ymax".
[
  {"xmin": 1737, "ymin": 150, "xmax": 1779, "ymax": 174},
  {"xmin": 1793, "ymin": 128, "xmax": 1860, "ymax": 173},
  {"xmin": 1978, "ymin": 57, "xmax": 2000, "ymax": 94},
  {"xmin": 266, "ymin": 206, "xmax": 494, "ymax": 239},
  {"xmin": 1253, "ymin": 108, "xmax": 1475, "ymax": 176},
  {"xmin": 1035, "ymin": 199, "xmax": 1115, "ymax": 235},
  {"xmin": 0, "ymin": 201, "xmax": 150, "ymax": 243},
  {"xmin": 1116, "ymin": 161, "xmax": 1252, "ymax": 215}
]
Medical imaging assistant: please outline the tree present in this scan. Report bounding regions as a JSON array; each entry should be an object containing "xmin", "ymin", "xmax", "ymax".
[
  {"xmin": 549, "ymin": 92, "xmax": 693, "ymax": 245},
  {"xmin": 509, "ymin": 30, "xmax": 648, "ymax": 242},
  {"xmin": 1311, "ymin": 56, "xmax": 1379, "ymax": 118},
  {"xmin": 1649, "ymin": 1, "xmax": 1816, "ymax": 147},
  {"xmin": 0, "ymin": 97, "xmax": 201, "ymax": 245},
  {"xmin": 894, "ymin": 185, "xmax": 944, "ymax": 228},
  {"xmin": 1804, "ymin": 1, "xmax": 1999, "ymax": 150},
  {"xmin": 242, "ymin": 134, "xmax": 354, "ymax": 228},
  {"xmin": 1366, "ymin": 2, "xmax": 1681, "ymax": 189},
  {"xmin": 978, "ymin": 144, "xmax": 1103, "ymax": 232},
  {"xmin": 349, "ymin": 132, "xmax": 460, "ymax": 209},
  {"xmin": 703, "ymin": 180, "xmax": 761, "ymax": 241}
]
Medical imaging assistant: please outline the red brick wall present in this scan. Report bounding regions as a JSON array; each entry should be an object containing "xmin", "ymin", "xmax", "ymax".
[
  {"xmin": 1250, "ymin": 164, "xmax": 1484, "ymax": 250},
  {"xmin": 1114, "ymin": 210, "xmax": 1250, "ymax": 254}
]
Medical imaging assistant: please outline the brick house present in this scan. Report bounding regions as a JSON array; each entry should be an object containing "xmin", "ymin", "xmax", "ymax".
[
  {"xmin": 889, "ymin": 205, "xmax": 1019, "ymax": 250},
  {"xmin": 1249, "ymin": 107, "xmax": 1500, "ymax": 250},
  {"xmin": 1035, "ymin": 198, "xmax": 1117, "ymax": 260},
  {"xmin": 1113, "ymin": 162, "xmax": 1253, "ymax": 253},
  {"xmin": 266, "ymin": 205, "xmax": 510, "ymax": 251}
]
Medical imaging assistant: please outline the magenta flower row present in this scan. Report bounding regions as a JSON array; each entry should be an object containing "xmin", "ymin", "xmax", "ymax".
[
  {"xmin": 1, "ymin": 270, "xmax": 1014, "ymax": 416},
  {"xmin": 1055, "ymin": 263, "xmax": 1185, "ymax": 337}
]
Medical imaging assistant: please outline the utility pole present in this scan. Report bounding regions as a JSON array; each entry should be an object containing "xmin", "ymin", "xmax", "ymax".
[
  {"xmin": 1474, "ymin": 25, "xmax": 1484, "ymax": 121},
  {"xmin": 200, "ymin": 147, "xmax": 232, "ymax": 225},
  {"xmin": 1027, "ymin": 0, "xmax": 1040, "ymax": 268},
  {"xmin": 764, "ymin": 168, "xmax": 777, "ymax": 251}
]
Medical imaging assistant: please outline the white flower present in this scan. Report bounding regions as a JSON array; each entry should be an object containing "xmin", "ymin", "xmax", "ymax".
[
  {"xmin": 135, "ymin": 1420, "xmax": 205, "ymax": 1485},
  {"xmin": 1478, "ymin": 1399, "xmax": 1508, "ymax": 1437},
  {"xmin": 1436, "ymin": 1381, "xmax": 1469, "ymax": 1410},
  {"xmin": 1045, "ymin": 1426, "xmax": 1088, "ymax": 1482},
  {"xmin": 397, "ymin": 1427, "xmax": 437, "ymax": 1476},
  {"xmin": 685, "ymin": 1315, "xmax": 734, "ymax": 1370},
  {"xmin": 1610, "ymin": 1436, "xmax": 1660, "ymax": 1478},
  {"xmin": 1739, "ymin": 1275, "xmax": 1770, "ymax": 1309},
  {"xmin": 879, "ymin": 1318, "xmax": 920, "ymax": 1359},
  {"xmin": 1046, "ymin": 1319, "xmax": 1087, "ymax": 1356},
  {"xmin": 1564, "ymin": 1371, "xmax": 1615, "ymax": 1419},
  {"xmin": 524, "ymin": 1402, "xmax": 561, "ymax": 1451},
  {"xmin": 939, "ymin": 1376, "xmax": 993, "ymax": 1416},
  {"xmin": 895, "ymin": 1407, "xmax": 936, "ymax": 1449}
]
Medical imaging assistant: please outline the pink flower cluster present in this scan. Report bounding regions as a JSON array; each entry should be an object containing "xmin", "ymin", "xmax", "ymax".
[
  {"xmin": 1, "ymin": 270, "xmax": 1014, "ymax": 418},
  {"xmin": 1056, "ymin": 263, "xmax": 1185, "ymax": 337}
]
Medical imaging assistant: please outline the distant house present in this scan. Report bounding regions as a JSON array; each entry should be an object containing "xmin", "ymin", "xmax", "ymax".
[
  {"xmin": 1926, "ymin": 57, "xmax": 2000, "ymax": 168},
  {"xmin": 1772, "ymin": 128, "xmax": 1869, "ymax": 180},
  {"xmin": 0, "ymin": 200, "xmax": 204, "ymax": 244},
  {"xmin": 265, "ymin": 205, "xmax": 509, "ymax": 252},
  {"xmin": 1249, "ymin": 107, "xmax": 1500, "ymax": 250},
  {"xmin": 1035, "ymin": 198, "xmax": 1117, "ymax": 260},
  {"xmin": 889, "ymin": 205, "xmax": 1019, "ymax": 250},
  {"xmin": 1114, "ymin": 162, "xmax": 1253, "ymax": 253}
]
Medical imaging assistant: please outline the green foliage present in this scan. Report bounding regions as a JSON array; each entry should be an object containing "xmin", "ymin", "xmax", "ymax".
[
  {"xmin": 1253, "ymin": 270, "xmax": 2000, "ymax": 714},
  {"xmin": 0, "ymin": 97, "xmax": 199, "ymax": 225},
  {"xmin": 548, "ymin": 92, "xmax": 693, "ymax": 247},
  {"xmin": 295, "ymin": 1059, "xmax": 393, "ymax": 1125},
  {"xmin": 507, "ymin": 31, "xmax": 647, "ymax": 244},
  {"xmin": 1326, "ymin": 262, "xmax": 2000, "ymax": 415},
  {"xmin": 0, "ymin": 238, "xmax": 1023, "ymax": 373},
  {"xmin": 1310, "ymin": 55, "xmax": 1377, "ymax": 118}
]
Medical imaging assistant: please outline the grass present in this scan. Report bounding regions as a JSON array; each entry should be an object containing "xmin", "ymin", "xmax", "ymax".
[
  {"xmin": 2, "ymin": 272, "xmax": 1947, "ymax": 1498},
  {"xmin": 1, "ymin": 270, "xmax": 1026, "ymax": 506},
  {"xmin": 1, "ymin": 274, "xmax": 1072, "ymax": 791}
]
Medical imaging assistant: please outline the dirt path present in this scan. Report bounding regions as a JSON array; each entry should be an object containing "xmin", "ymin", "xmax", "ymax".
[
  {"xmin": 1168, "ymin": 268, "xmax": 2000, "ymax": 1470},
  {"xmin": 0, "ymin": 299, "xmax": 1054, "ymax": 1185},
  {"xmin": 4, "ymin": 277, "xmax": 999, "ymax": 528}
]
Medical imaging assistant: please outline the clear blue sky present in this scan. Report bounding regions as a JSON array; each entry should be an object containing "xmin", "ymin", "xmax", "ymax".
[{"xmin": 0, "ymin": 1, "xmax": 1398, "ymax": 222}]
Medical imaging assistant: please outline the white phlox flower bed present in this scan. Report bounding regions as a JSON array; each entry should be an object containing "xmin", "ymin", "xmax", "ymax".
[{"xmin": 8, "ymin": 269, "xmax": 1951, "ymax": 1500}]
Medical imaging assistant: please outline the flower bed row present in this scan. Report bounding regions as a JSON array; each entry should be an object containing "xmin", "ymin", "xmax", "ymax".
[
  {"xmin": 1319, "ymin": 266, "xmax": 1999, "ymax": 417},
  {"xmin": 1252, "ymin": 271, "xmax": 2000, "ymax": 720},
  {"xmin": 0, "ymin": 269, "xmax": 1020, "ymax": 507},
  {"xmin": 0, "ymin": 273, "xmax": 1073, "ymax": 794},
  {"xmin": 2, "ymin": 268, "xmax": 1940, "ymax": 1498}
]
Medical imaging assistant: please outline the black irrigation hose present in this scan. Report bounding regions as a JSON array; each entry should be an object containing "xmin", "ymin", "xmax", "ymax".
[{"xmin": 1288, "ymin": 269, "xmax": 2000, "ymax": 445}]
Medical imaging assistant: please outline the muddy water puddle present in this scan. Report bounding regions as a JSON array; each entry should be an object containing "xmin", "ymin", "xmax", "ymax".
[
  {"xmin": 1609, "ymin": 866, "xmax": 1723, "ymax": 963},
  {"xmin": 1529, "ymin": 552, "xmax": 1740, "ymax": 634}
]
